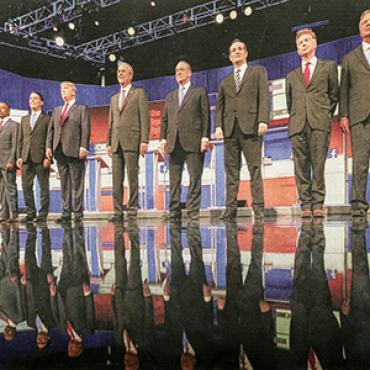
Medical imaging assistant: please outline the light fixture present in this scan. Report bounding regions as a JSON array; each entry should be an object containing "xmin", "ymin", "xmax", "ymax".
[
  {"xmin": 94, "ymin": 19, "xmax": 100, "ymax": 27},
  {"xmin": 229, "ymin": 10, "xmax": 238, "ymax": 20},
  {"xmin": 68, "ymin": 22, "xmax": 76, "ymax": 30},
  {"xmin": 150, "ymin": 1, "xmax": 156, "ymax": 7},
  {"xmin": 215, "ymin": 13, "xmax": 224, "ymax": 24},
  {"xmin": 127, "ymin": 26, "xmax": 136, "ymax": 36},
  {"xmin": 55, "ymin": 36, "xmax": 65, "ymax": 47},
  {"xmin": 244, "ymin": 6, "xmax": 253, "ymax": 16},
  {"xmin": 108, "ymin": 53, "xmax": 117, "ymax": 62},
  {"xmin": 52, "ymin": 25, "xmax": 59, "ymax": 32}
]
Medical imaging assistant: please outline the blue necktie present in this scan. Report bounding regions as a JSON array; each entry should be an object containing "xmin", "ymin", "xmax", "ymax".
[{"xmin": 30, "ymin": 113, "xmax": 37, "ymax": 130}]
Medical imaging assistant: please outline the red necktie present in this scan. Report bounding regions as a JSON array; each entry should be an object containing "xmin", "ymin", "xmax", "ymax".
[
  {"xmin": 60, "ymin": 102, "xmax": 69, "ymax": 125},
  {"xmin": 304, "ymin": 62, "xmax": 311, "ymax": 87},
  {"xmin": 66, "ymin": 320, "xmax": 75, "ymax": 339},
  {"xmin": 0, "ymin": 119, "xmax": 4, "ymax": 128}
]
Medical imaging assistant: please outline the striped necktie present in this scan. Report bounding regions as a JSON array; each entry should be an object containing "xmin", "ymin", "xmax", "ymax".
[{"xmin": 235, "ymin": 69, "xmax": 241, "ymax": 93}]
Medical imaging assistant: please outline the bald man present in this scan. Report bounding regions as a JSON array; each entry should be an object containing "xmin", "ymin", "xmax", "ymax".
[{"xmin": 106, "ymin": 62, "xmax": 150, "ymax": 222}]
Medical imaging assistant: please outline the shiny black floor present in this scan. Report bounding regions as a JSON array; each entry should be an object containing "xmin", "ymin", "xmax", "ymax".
[{"xmin": 0, "ymin": 217, "xmax": 369, "ymax": 369}]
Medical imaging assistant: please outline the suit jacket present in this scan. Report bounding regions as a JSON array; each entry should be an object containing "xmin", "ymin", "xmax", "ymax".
[
  {"xmin": 18, "ymin": 112, "xmax": 50, "ymax": 163},
  {"xmin": 47, "ymin": 103, "xmax": 90, "ymax": 158},
  {"xmin": 160, "ymin": 84, "xmax": 210, "ymax": 153},
  {"xmin": 106, "ymin": 87, "xmax": 150, "ymax": 152},
  {"xmin": 0, "ymin": 119, "xmax": 19, "ymax": 169},
  {"xmin": 339, "ymin": 45, "xmax": 370, "ymax": 126},
  {"xmin": 216, "ymin": 65, "xmax": 270, "ymax": 137},
  {"xmin": 286, "ymin": 59, "xmax": 338, "ymax": 136}
]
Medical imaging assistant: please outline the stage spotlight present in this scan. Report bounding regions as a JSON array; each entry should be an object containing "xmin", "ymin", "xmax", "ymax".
[
  {"xmin": 94, "ymin": 19, "xmax": 100, "ymax": 27},
  {"xmin": 52, "ymin": 25, "xmax": 59, "ymax": 32},
  {"xmin": 244, "ymin": 6, "xmax": 253, "ymax": 16},
  {"xmin": 55, "ymin": 36, "xmax": 65, "ymax": 47},
  {"xmin": 229, "ymin": 10, "xmax": 238, "ymax": 20},
  {"xmin": 127, "ymin": 26, "xmax": 136, "ymax": 36},
  {"xmin": 150, "ymin": 1, "xmax": 156, "ymax": 6},
  {"xmin": 68, "ymin": 22, "xmax": 76, "ymax": 30},
  {"xmin": 215, "ymin": 13, "xmax": 224, "ymax": 24},
  {"xmin": 108, "ymin": 53, "xmax": 117, "ymax": 62}
]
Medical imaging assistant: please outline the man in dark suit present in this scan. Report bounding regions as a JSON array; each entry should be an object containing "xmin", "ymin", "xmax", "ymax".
[
  {"xmin": 286, "ymin": 28, "xmax": 338, "ymax": 218},
  {"xmin": 17, "ymin": 92, "xmax": 51, "ymax": 223},
  {"xmin": 215, "ymin": 39, "xmax": 270, "ymax": 220},
  {"xmin": 0, "ymin": 102, "xmax": 19, "ymax": 223},
  {"xmin": 46, "ymin": 82, "xmax": 91, "ymax": 223},
  {"xmin": 106, "ymin": 62, "xmax": 150, "ymax": 222},
  {"xmin": 339, "ymin": 10, "xmax": 370, "ymax": 217},
  {"xmin": 160, "ymin": 61, "xmax": 210, "ymax": 221}
]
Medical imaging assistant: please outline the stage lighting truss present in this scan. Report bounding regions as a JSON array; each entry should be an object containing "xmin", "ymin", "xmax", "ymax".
[{"xmin": 0, "ymin": 0, "xmax": 290, "ymax": 64}]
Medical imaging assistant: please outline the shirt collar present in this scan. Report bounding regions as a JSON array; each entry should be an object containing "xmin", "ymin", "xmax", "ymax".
[
  {"xmin": 362, "ymin": 41, "xmax": 370, "ymax": 52},
  {"xmin": 121, "ymin": 84, "xmax": 132, "ymax": 93},
  {"xmin": 1, "ymin": 116, "xmax": 10, "ymax": 124},
  {"xmin": 301, "ymin": 56, "xmax": 317, "ymax": 68},
  {"xmin": 31, "ymin": 110, "xmax": 42, "ymax": 116},
  {"xmin": 234, "ymin": 62, "xmax": 248, "ymax": 74},
  {"xmin": 179, "ymin": 80, "xmax": 191, "ymax": 91},
  {"xmin": 64, "ymin": 98, "xmax": 75, "ymax": 107}
]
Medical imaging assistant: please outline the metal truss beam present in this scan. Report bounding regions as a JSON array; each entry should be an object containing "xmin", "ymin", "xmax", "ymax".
[
  {"xmin": 0, "ymin": 0, "xmax": 290, "ymax": 64},
  {"xmin": 3, "ymin": 0, "xmax": 121, "ymax": 36}
]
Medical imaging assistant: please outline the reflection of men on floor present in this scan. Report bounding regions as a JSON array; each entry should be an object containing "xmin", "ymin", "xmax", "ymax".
[
  {"xmin": 111, "ymin": 222, "xmax": 153, "ymax": 369},
  {"xmin": 56, "ymin": 224, "xmax": 95, "ymax": 357},
  {"xmin": 290, "ymin": 221, "xmax": 343, "ymax": 369},
  {"xmin": 165, "ymin": 222, "xmax": 214, "ymax": 369},
  {"xmin": 214, "ymin": 221, "xmax": 242, "ymax": 369},
  {"xmin": 239, "ymin": 222, "xmax": 276, "ymax": 370},
  {"xmin": 341, "ymin": 221, "xmax": 370, "ymax": 368},
  {"xmin": 0, "ymin": 226, "xmax": 23, "ymax": 341},
  {"xmin": 22, "ymin": 224, "xmax": 57, "ymax": 349}
]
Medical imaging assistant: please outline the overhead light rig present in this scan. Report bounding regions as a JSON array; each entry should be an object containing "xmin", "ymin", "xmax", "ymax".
[{"xmin": 0, "ymin": 0, "xmax": 290, "ymax": 64}]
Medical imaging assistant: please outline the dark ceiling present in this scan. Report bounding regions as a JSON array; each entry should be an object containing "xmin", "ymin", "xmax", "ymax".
[{"xmin": 0, "ymin": 0, "xmax": 368, "ymax": 85}]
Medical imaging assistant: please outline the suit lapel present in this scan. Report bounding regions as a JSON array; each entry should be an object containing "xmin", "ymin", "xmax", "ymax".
[
  {"xmin": 25, "ymin": 115, "xmax": 32, "ymax": 135},
  {"xmin": 294, "ymin": 66, "xmax": 307, "ymax": 88},
  {"xmin": 31, "ymin": 113, "xmax": 43, "ymax": 133},
  {"xmin": 236, "ymin": 66, "xmax": 253, "ymax": 95},
  {"xmin": 309, "ymin": 59, "xmax": 324, "ymax": 87},
  {"xmin": 64, "ymin": 103, "xmax": 76, "ymax": 123},
  {"xmin": 178, "ymin": 85, "xmax": 195, "ymax": 112},
  {"xmin": 354, "ymin": 45, "xmax": 370, "ymax": 72}
]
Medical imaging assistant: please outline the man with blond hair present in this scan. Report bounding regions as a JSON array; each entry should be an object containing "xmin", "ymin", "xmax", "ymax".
[
  {"xmin": 286, "ymin": 28, "xmax": 338, "ymax": 218},
  {"xmin": 339, "ymin": 10, "xmax": 370, "ymax": 217},
  {"xmin": 47, "ymin": 81, "xmax": 91, "ymax": 223}
]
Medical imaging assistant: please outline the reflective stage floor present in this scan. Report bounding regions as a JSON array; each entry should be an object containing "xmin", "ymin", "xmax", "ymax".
[{"xmin": 0, "ymin": 217, "xmax": 369, "ymax": 369}]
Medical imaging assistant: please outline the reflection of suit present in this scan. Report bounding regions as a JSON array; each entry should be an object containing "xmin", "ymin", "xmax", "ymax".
[
  {"xmin": 286, "ymin": 60, "xmax": 338, "ymax": 210},
  {"xmin": 107, "ymin": 87, "xmax": 150, "ymax": 217},
  {"xmin": 168, "ymin": 222, "xmax": 214, "ymax": 367},
  {"xmin": 47, "ymin": 103, "xmax": 91, "ymax": 218},
  {"xmin": 0, "ymin": 227, "xmax": 23, "ymax": 325},
  {"xmin": 57, "ymin": 225, "xmax": 95, "ymax": 338},
  {"xmin": 18, "ymin": 112, "xmax": 50, "ymax": 219},
  {"xmin": 339, "ymin": 45, "xmax": 370, "ymax": 212},
  {"xmin": 341, "ymin": 225, "xmax": 370, "ymax": 368},
  {"xmin": 216, "ymin": 66, "xmax": 270, "ymax": 216},
  {"xmin": 24, "ymin": 226, "xmax": 57, "ymax": 330},
  {"xmin": 160, "ymin": 84, "xmax": 210, "ymax": 216},
  {"xmin": 239, "ymin": 223, "xmax": 275, "ymax": 370},
  {"xmin": 0, "ymin": 119, "xmax": 19, "ymax": 219},
  {"xmin": 290, "ymin": 224, "xmax": 343, "ymax": 369}
]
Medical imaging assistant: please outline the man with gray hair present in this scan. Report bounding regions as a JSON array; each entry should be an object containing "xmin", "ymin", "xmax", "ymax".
[
  {"xmin": 339, "ymin": 9, "xmax": 370, "ymax": 217},
  {"xmin": 106, "ymin": 62, "xmax": 150, "ymax": 222},
  {"xmin": 46, "ymin": 81, "xmax": 91, "ymax": 223}
]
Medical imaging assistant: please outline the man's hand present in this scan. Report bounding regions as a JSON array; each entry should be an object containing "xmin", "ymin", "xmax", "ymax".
[
  {"xmin": 43, "ymin": 158, "xmax": 51, "ymax": 169},
  {"xmin": 258, "ymin": 123, "xmax": 268, "ymax": 136},
  {"xmin": 140, "ymin": 143, "xmax": 148, "ymax": 157},
  {"xmin": 215, "ymin": 127, "xmax": 224, "ymax": 140},
  {"xmin": 16, "ymin": 159, "xmax": 22, "ymax": 169},
  {"xmin": 5, "ymin": 162, "xmax": 14, "ymax": 172},
  {"xmin": 159, "ymin": 142, "xmax": 168, "ymax": 156},
  {"xmin": 106, "ymin": 146, "xmax": 112, "ymax": 158},
  {"xmin": 339, "ymin": 117, "xmax": 350, "ymax": 135},
  {"xmin": 200, "ymin": 141, "xmax": 208, "ymax": 152},
  {"xmin": 79, "ymin": 147, "xmax": 88, "ymax": 160},
  {"xmin": 46, "ymin": 148, "xmax": 53, "ymax": 160}
]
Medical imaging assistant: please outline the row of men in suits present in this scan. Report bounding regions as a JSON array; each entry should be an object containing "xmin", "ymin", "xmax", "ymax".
[{"xmin": 1, "ymin": 9, "xmax": 370, "ymax": 223}]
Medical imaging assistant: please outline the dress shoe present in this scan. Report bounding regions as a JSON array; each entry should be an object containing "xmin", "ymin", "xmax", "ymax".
[
  {"xmin": 55, "ymin": 216, "xmax": 71, "ymax": 224},
  {"xmin": 352, "ymin": 208, "xmax": 368, "ymax": 218},
  {"xmin": 253, "ymin": 208, "xmax": 264, "ymax": 220},
  {"xmin": 187, "ymin": 212, "xmax": 199, "ymax": 221},
  {"xmin": 313, "ymin": 209, "xmax": 324, "ymax": 218},
  {"xmin": 352, "ymin": 217, "xmax": 368, "ymax": 231},
  {"xmin": 109, "ymin": 214, "xmax": 123, "ymax": 222},
  {"xmin": 21, "ymin": 215, "xmax": 36, "ymax": 223},
  {"xmin": 301, "ymin": 209, "xmax": 312, "ymax": 218},
  {"xmin": 36, "ymin": 215, "xmax": 47, "ymax": 223},
  {"xmin": 74, "ymin": 214, "xmax": 84, "ymax": 223},
  {"xmin": 219, "ymin": 212, "xmax": 236, "ymax": 221}
]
